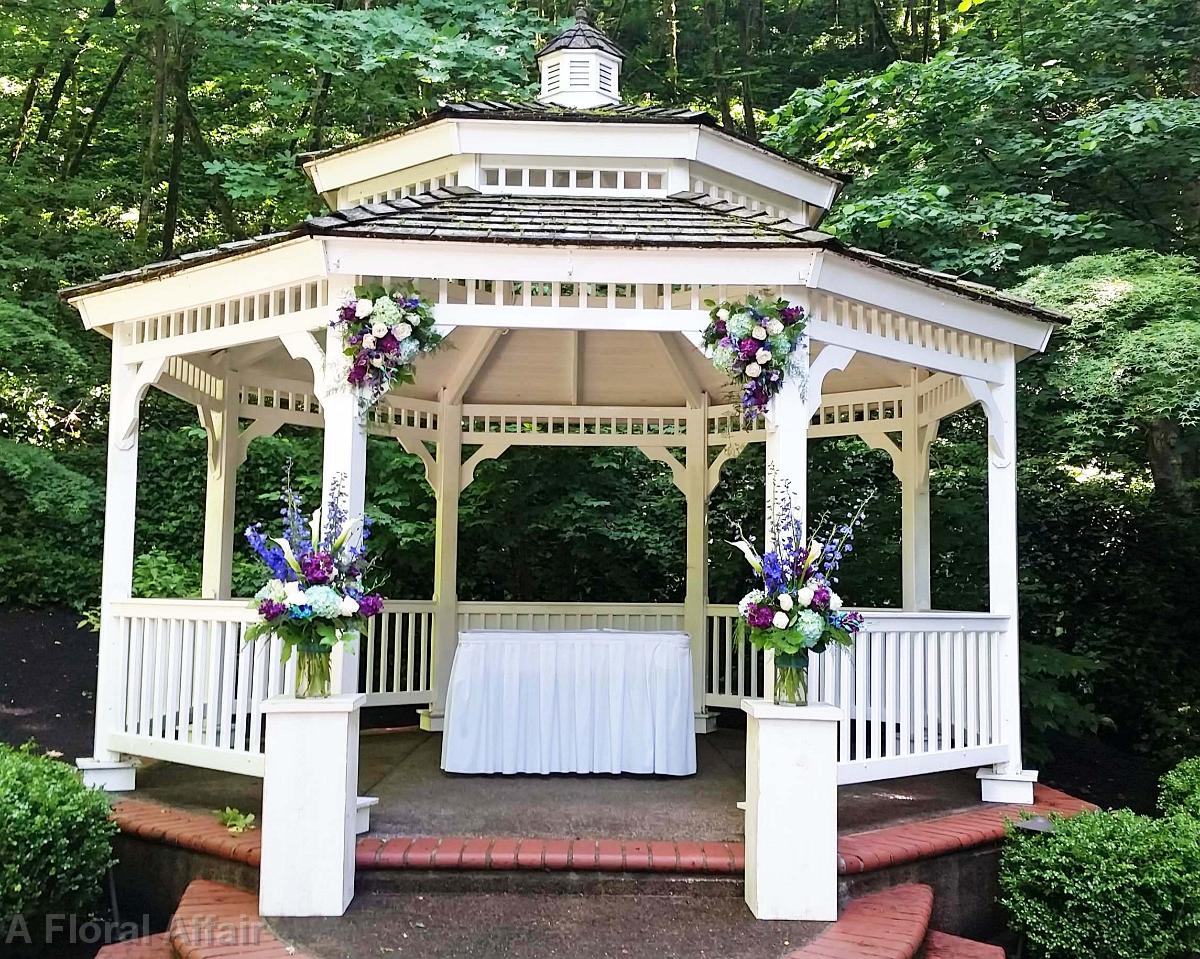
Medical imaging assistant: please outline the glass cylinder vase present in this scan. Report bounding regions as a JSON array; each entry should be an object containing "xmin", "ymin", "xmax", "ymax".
[
  {"xmin": 773, "ymin": 650, "xmax": 809, "ymax": 707},
  {"xmin": 294, "ymin": 643, "xmax": 333, "ymax": 699}
]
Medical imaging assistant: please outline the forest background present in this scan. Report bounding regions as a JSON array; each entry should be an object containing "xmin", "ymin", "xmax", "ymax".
[{"xmin": 1, "ymin": 0, "xmax": 1197, "ymax": 764}]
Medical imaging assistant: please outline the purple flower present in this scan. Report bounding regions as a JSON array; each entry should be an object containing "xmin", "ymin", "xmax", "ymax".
[
  {"xmin": 244, "ymin": 524, "xmax": 293, "ymax": 581},
  {"xmin": 348, "ymin": 359, "xmax": 370, "ymax": 385},
  {"xmin": 301, "ymin": 551, "xmax": 335, "ymax": 585},
  {"xmin": 746, "ymin": 604, "xmax": 775, "ymax": 629},
  {"xmin": 761, "ymin": 552, "xmax": 786, "ymax": 593},
  {"xmin": 377, "ymin": 332, "xmax": 399, "ymax": 353},
  {"xmin": 738, "ymin": 337, "xmax": 759, "ymax": 361},
  {"xmin": 780, "ymin": 305, "xmax": 804, "ymax": 326},
  {"xmin": 812, "ymin": 585, "xmax": 831, "ymax": 609},
  {"xmin": 712, "ymin": 319, "xmax": 728, "ymax": 338},
  {"xmin": 358, "ymin": 594, "xmax": 384, "ymax": 617},
  {"xmin": 337, "ymin": 302, "xmax": 358, "ymax": 323},
  {"xmin": 258, "ymin": 599, "xmax": 288, "ymax": 620}
]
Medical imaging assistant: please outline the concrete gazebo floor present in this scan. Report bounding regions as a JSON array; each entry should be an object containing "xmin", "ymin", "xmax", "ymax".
[{"xmin": 131, "ymin": 727, "xmax": 984, "ymax": 841}]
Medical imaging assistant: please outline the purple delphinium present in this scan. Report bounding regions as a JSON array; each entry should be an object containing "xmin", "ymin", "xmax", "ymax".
[
  {"xmin": 761, "ymin": 552, "xmax": 785, "ymax": 594},
  {"xmin": 245, "ymin": 523, "xmax": 293, "ymax": 581}
]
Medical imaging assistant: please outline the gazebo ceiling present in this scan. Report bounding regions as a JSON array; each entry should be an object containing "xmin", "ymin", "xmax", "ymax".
[{"xmin": 231, "ymin": 326, "xmax": 916, "ymax": 409}]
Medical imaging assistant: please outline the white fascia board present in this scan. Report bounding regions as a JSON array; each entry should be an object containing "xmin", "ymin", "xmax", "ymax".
[
  {"xmin": 303, "ymin": 120, "xmax": 460, "ymax": 195},
  {"xmin": 324, "ymin": 236, "xmax": 819, "ymax": 286},
  {"xmin": 695, "ymin": 128, "xmax": 842, "ymax": 211},
  {"xmin": 68, "ymin": 237, "xmax": 328, "ymax": 329},
  {"xmin": 455, "ymin": 119, "xmax": 702, "ymax": 163},
  {"xmin": 810, "ymin": 251, "xmax": 1056, "ymax": 352}
]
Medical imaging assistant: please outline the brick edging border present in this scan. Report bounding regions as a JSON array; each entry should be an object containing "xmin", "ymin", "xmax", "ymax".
[
  {"xmin": 110, "ymin": 784, "xmax": 1095, "ymax": 878},
  {"xmin": 788, "ymin": 884, "xmax": 933, "ymax": 959}
]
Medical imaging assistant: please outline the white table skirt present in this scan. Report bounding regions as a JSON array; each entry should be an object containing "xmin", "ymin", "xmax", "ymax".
[{"xmin": 441, "ymin": 630, "xmax": 698, "ymax": 776}]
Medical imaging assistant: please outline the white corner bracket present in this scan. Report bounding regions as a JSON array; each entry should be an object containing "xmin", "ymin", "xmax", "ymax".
[
  {"xmin": 805, "ymin": 346, "xmax": 856, "ymax": 420},
  {"xmin": 281, "ymin": 331, "xmax": 329, "ymax": 397},
  {"xmin": 112, "ymin": 357, "xmax": 168, "ymax": 450},
  {"xmin": 962, "ymin": 376, "xmax": 1013, "ymax": 468}
]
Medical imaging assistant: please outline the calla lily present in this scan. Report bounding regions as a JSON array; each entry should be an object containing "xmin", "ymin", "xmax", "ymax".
[
  {"xmin": 271, "ymin": 537, "xmax": 303, "ymax": 574},
  {"xmin": 331, "ymin": 517, "xmax": 363, "ymax": 553},
  {"xmin": 727, "ymin": 538, "xmax": 763, "ymax": 573}
]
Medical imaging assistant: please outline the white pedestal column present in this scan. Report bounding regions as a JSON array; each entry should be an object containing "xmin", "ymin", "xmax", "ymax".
[
  {"xmin": 742, "ymin": 700, "xmax": 841, "ymax": 921},
  {"xmin": 260, "ymin": 694, "xmax": 364, "ymax": 917},
  {"xmin": 684, "ymin": 401, "xmax": 715, "ymax": 733},
  {"xmin": 200, "ymin": 371, "xmax": 238, "ymax": 600}
]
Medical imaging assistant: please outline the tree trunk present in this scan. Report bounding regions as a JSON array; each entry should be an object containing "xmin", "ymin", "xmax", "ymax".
[
  {"xmin": 9, "ymin": 56, "xmax": 49, "ymax": 162},
  {"xmin": 738, "ymin": 0, "xmax": 759, "ymax": 140},
  {"xmin": 1147, "ymin": 418, "xmax": 1193, "ymax": 513},
  {"xmin": 702, "ymin": 0, "xmax": 736, "ymax": 129},
  {"xmin": 63, "ymin": 49, "xmax": 134, "ymax": 179},
  {"xmin": 173, "ymin": 75, "xmax": 241, "ymax": 239},
  {"xmin": 134, "ymin": 28, "xmax": 168, "ymax": 254},
  {"xmin": 161, "ymin": 89, "xmax": 186, "ymax": 257},
  {"xmin": 937, "ymin": 0, "xmax": 948, "ymax": 45}
]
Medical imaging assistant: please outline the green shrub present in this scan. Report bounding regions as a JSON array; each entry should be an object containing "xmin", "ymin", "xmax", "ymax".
[
  {"xmin": 1000, "ymin": 809, "xmax": 1200, "ymax": 959},
  {"xmin": 1158, "ymin": 757, "xmax": 1200, "ymax": 819},
  {"xmin": 0, "ymin": 743, "xmax": 117, "ymax": 921}
]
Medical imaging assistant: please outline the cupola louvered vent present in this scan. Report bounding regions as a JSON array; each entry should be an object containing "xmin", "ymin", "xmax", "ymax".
[{"xmin": 536, "ymin": 4, "xmax": 623, "ymax": 108}]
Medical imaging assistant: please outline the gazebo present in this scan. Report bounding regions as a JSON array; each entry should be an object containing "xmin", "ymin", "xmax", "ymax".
[{"xmin": 66, "ymin": 9, "xmax": 1058, "ymax": 817}]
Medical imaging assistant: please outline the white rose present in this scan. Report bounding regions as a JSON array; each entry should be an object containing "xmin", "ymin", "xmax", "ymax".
[
  {"xmin": 767, "ymin": 319, "xmax": 784, "ymax": 335},
  {"xmin": 778, "ymin": 593, "xmax": 794, "ymax": 612},
  {"xmin": 797, "ymin": 586, "xmax": 815, "ymax": 607},
  {"xmin": 354, "ymin": 298, "xmax": 374, "ymax": 318},
  {"xmin": 392, "ymin": 322, "xmax": 413, "ymax": 339},
  {"xmin": 361, "ymin": 334, "xmax": 376, "ymax": 349},
  {"xmin": 752, "ymin": 324, "xmax": 768, "ymax": 340},
  {"xmin": 283, "ymin": 581, "xmax": 306, "ymax": 606},
  {"xmin": 829, "ymin": 593, "xmax": 843, "ymax": 611},
  {"xmin": 408, "ymin": 312, "xmax": 421, "ymax": 325},
  {"xmin": 772, "ymin": 611, "xmax": 790, "ymax": 629},
  {"xmin": 717, "ymin": 308, "xmax": 730, "ymax": 322},
  {"xmin": 370, "ymin": 356, "xmax": 385, "ymax": 367},
  {"xmin": 755, "ymin": 348, "xmax": 772, "ymax": 364},
  {"xmin": 339, "ymin": 595, "xmax": 360, "ymax": 616},
  {"xmin": 371, "ymin": 321, "xmax": 389, "ymax": 339},
  {"xmin": 745, "ymin": 362, "xmax": 762, "ymax": 378}
]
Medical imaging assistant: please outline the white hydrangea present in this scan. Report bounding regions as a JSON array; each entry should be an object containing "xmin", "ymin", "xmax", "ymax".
[
  {"xmin": 738, "ymin": 589, "xmax": 765, "ymax": 617},
  {"xmin": 371, "ymin": 297, "xmax": 401, "ymax": 326},
  {"xmin": 728, "ymin": 312, "xmax": 754, "ymax": 339},
  {"xmin": 354, "ymin": 298, "xmax": 374, "ymax": 318},
  {"xmin": 283, "ymin": 580, "xmax": 306, "ymax": 606},
  {"xmin": 255, "ymin": 579, "xmax": 288, "ymax": 603},
  {"xmin": 745, "ymin": 361, "xmax": 762, "ymax": 378}
]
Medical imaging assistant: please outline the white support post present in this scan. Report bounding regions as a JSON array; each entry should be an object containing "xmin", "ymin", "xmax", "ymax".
[
  {"xmin": 743, "ymin": 700, "xmax": 841, "ymax": 920},
  {"xmin": 260, "ymin": 694, "xmax": 364, "ymax": 916},
  {"xmin": 422, "ymin": 387, "xmax": 462, "ymax": 731},
  {"xmin": 78, "ymin": 328, "xmax": 142, "ymax": 791},
  {"xmin": 976, "ymin": 348, "xmax": 1037, "ymax": 803},
  {"xmin": 317, "ymin": 290, "xmax": 367, "ymax": 697},
  {"xmin": 899, "ymin": 371, "xmax": 934, "ymax": 611},
  {"xmin": 200, "ymin": 369, "xmax": 238, "ymax": 600},
  {"xmin": 685, "ymin": 396, "xmax": 715, "ymax": 732}
]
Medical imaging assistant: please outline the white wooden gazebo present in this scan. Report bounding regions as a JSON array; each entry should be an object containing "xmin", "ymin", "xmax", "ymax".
[{"xmin": 66, "ymin": 9, "xmax": 1058, "ymax": 804}]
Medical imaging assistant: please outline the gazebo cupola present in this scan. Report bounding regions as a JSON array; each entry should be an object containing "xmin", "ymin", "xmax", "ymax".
[{"xmin": 536, "ymin": 5, "xmax": 624, "ymax": 109}]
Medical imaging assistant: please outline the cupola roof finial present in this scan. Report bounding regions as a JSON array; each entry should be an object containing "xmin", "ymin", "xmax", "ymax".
[{"xmin": 535, "ymin": 1, "xmax": 624, "ymax": 107}]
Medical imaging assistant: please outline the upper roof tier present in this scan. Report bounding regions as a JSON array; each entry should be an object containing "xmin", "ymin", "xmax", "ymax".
[{"xmin": 300, "ymin": 100, "xmax": 849, "ymax": 228}]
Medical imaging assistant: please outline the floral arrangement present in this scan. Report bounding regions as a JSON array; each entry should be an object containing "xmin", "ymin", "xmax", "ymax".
[
  {"xmin": 244, "ymin": 470, "xmax": 384, "ymax": 698},
  {"xmin": 701, "ymin": 295, "xmax": 807, "ymax": 421},
  {"xmin": 332, "ymin": 283, "xmax": 443, "ymax": 409},
  {"xmin": 730, "ymin": 484, "xmax": 872, "ymax": 705}
]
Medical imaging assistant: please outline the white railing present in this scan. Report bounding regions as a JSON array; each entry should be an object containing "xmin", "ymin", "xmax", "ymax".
[
  {"xmin": 103, "ymin": 599, "xmax": 1010, "ymax": 785},
  {"xmin": 362, "ymin": 601, "xmax": 435, "ymax": 706},
  {"xmin": 705, "ymin": 605, "xmax": 1011, "ymax": 783},
  {"xmin": 105, "ymin": 599, "xmax": 291, "ymax": 776}
]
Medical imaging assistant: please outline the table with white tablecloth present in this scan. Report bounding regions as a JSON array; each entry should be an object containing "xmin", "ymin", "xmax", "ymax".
[{"xmin": 440, "ymin": 629, "xmax": 697, "ymax": 775}]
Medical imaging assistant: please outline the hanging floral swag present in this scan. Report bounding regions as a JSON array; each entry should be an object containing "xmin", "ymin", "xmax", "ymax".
[
  {"xmin": 331, "ymin": 283, "xmax": 444, "ymax": 410},
  {"xmin": 701, "ymin": 295, "xmax": 807, "ymax": 421}
]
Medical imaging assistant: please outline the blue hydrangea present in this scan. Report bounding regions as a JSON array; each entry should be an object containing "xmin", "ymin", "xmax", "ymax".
[
  {"xmin": 304, "ymin": 585, "xmax": 343, "ymax": 618},
  {"xmin": 796, "ymin": 609, "xmax": 825, "ymax": 645}
]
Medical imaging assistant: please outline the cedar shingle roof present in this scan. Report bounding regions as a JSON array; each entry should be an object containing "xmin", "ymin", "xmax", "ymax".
[
  {"xmin": 60, "ymin": 187, "xmax": 1067, "ymax": 323},
  {"xmin": 536, "ymin": 6, "xmax": 624, "ymax": 60}
]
